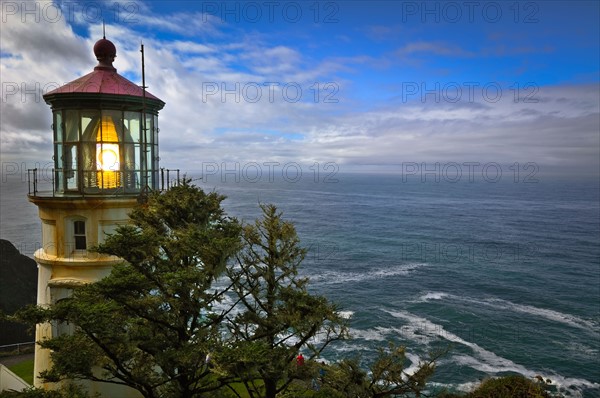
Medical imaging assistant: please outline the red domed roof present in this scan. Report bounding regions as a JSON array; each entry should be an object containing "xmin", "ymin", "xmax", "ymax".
[
  {"xmin": 44, "ymin": 38, "xmax": 163, "ymax": 104},
  {"xmin": 44, "ymin": 69, "xmax": 162, "ymax": 101}
]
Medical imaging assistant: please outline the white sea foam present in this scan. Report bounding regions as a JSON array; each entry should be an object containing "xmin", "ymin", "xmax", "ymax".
[
  {"xmin": 385, "ymin": 309, "xmax": 599, "ymax": 397},
  {"xmin": 415, "ymin": 292, "xmax": 599, "ymax": 333},
  {"xmin": 403, "ymin": 352, "xmax": 423, "ymax": 379},
  {"xmin": 418, "ymin": 291, "xmax": 450, "ymax": 301},
  {"xmin": 338, "ymin": 310, "xmax": 354, "ymax": 319},
  {"xmin": 483, "ymin": 298, "xmax": 599, "ymax": 332},
  {"xmin": 309, "ymin": 262, "xmax": 429, "ymax": 285},
  {"xmin": 349, "ymin": 326, "xmax": 394, "ymax": 342},
  {"xmin": 429, "ymin": 381, "xmax": 481, "ymax": 394},
  {"xmin": 561, "ymin": 341, "xmax": 600, "ymax": 360},
  {"xmin": 386, "ymin": 309, "xmax": 495, "ymax": 351},
  {"xmin": 451, "ymin": 354, "xmax": 533, "ymax": 376},
  {"xmin": 333, "ymin": 341, "xmax": 371, "ymax": 353}
]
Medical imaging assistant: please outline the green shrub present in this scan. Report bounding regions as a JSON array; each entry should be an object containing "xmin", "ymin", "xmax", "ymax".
[{"xmin": 468, "ymin": 375, "xmax": 553, "ymax": 398}]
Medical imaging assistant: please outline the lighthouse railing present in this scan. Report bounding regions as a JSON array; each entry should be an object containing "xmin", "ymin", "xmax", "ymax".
[
  {"xmin": 28, "ymin": 168, "xmax": 181, "ymax": 197},
  {"xmin": 160, "ymin": 168, "xmax": 181, "ymax": 191},
  {"xmin": 27, "ymin": 168, "xmax": 38, "ymax": 196}
]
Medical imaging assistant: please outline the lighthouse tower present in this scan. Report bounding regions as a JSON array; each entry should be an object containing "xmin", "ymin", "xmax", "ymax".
[{"xmin": 29, "ymin": 37, "xmax": 164, "ymax": 394}]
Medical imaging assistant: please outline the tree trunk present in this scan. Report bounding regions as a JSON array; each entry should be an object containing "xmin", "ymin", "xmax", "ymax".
[{"xmin": 264, "ymin": 378, "xmax": 277, "ymax": 398}]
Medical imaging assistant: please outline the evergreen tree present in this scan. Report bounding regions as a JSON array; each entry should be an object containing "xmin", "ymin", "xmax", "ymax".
[
  {"xmin": 314, "ymin": 343, "xmax": 442, "ymax": 398},
  {"xmin": 17, "ymin": 181, "xmax": 241, "ymax": 398},
  {"xmin": 218, "ymin": 204, "xmax": 348, "ymax": 398}
]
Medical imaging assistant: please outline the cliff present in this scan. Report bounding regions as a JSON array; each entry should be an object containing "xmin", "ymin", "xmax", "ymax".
[{"xmin": 0, "ymin": 239, "xmax": 37, "ymax": 345}]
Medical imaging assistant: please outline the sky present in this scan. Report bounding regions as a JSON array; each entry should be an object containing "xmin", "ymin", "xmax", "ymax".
[{"xmin": 1, "ymin": 0, "xmax": 599, "ymax": 178}]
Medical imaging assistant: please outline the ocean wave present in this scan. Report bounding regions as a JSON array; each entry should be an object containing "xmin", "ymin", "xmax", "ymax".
[
  {"xmin": 450, "ymin": 354, "xmax": 599, "ymax": 397},
  {"xmin": 307, "ymin": 262, "xmax": 430, "ymax": 285},
  {"xmin": 349, "ymin": 326, "xmax": 395, "ymax": 342},
  {"xmin": 403, "ymin": 352, "xmax": 424, "ymax": 378},
  {"xmin": 384, "ymin": 309, "xmax": 598, "ymax": 396},
  {"xmin": 385, "ymin": 309, "xmax": 599, "ymax": 397},
  {"xmin": 483, "ymin": 298, "xmax": 599, "ymax": 332},
  {"xmin": 559, "ymin": 341, "xmax": 600, "ymax": 362},
  {"xmin": 338, "ymin": 310, "xmax": 354, "ymax": 319},
  {"xmin": 415, "ymin": 291, "xmax": 599, "ymax": 333},
  {"xmin": 418, "ymin": 292, "xmax": 450, "ymax": 301},
  {"xmin": 429, "ymin": 381, "xmax": 483, "ymax": 394},
  {"xmin": 385, "ymin": 309, "xmax": 496, "ymax": 350}
]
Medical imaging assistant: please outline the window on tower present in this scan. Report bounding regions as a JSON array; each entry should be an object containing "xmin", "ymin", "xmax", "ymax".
[{"xmin": 74, "ymin": 220, "xmax": 87, "ymax": 250}]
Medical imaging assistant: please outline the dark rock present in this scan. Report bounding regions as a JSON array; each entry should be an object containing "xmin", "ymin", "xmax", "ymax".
[{"xmin": 0, "ymin": 239, "xmax": 38, "ymax": 345}]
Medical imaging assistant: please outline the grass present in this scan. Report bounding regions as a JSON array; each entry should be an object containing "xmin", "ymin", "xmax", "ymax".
[{"xmin": 8, "ymin": 358, "xmax": 34, "ymax": 385}]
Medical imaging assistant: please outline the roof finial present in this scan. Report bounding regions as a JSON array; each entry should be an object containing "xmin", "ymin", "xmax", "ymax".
[
  {"xmin": 93, "ymin": 35, "xmax": 116, "ymax": 71},
  {"xmin": 102, "ymin": 20, "xmax": 106, "ymax": 39}
]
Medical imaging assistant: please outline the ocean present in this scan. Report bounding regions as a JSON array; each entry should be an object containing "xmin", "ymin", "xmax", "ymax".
[{"xmin": 1, "ymin": 172, "xmax": 599, "ymax": 396}]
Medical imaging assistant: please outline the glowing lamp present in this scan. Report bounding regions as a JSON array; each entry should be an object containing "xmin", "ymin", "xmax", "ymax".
[{"xmin": 96, "ymin": 116, "xmax": 121, "ymax": 188}]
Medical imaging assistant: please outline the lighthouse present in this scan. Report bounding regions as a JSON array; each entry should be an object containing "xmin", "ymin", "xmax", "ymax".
[{"xmin": 28, "ymin": 36, "xmax": 164, "ymax": 395}]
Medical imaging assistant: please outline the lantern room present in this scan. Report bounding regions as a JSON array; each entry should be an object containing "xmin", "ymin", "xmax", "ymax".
[{"xmin": 42, "ymin": 37, "xmax": 165, "ymax": 195}]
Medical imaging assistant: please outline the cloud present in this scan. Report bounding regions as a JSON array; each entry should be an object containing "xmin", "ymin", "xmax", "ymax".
[
  {"xmin": 147, "ymin": 80, "xmax": 598, "ymax": 177},
  {"xmin": 169, "ymin": 41, "xmax": 216, "ymax": 55},
  {"xmin": 294, "ymin": 83, "xmax": 600, "ymax": 170},
  {"xmin": 1, "ymin": 3, "xmax": 598, "ymax": 177},
  {"xmin": 137, "ymin": 11, "xmax": 223, "ymax": 37}
]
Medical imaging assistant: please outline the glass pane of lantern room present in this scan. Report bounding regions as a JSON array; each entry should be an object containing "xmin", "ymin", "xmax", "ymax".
[
  {"xmin": 152, "ymin": 115, "xmax": 159, "ymax": 188},
  {"xmin": 153, "ymin": 115, "xmax": 158, "ymax": 146},
  {"xmin": 81, "ymin": 110, "xmax": 99, "ymax": 140},
  {"xmin": 135, "ymin": 144, "xmax": 143, "ymax": 191},
  {"xmin": 65, "ymin": 145, "xmax": 78, "ymax": 190},
  {"xmin": 153, "ymin": 144, "xmax": 159, "ymax": 189},
  {"xmin": 80, "ymin": 110, "xmax": 99, "ymax": 188},
  {"xmin": 55, "ymin": 111, "xmax": 63, "ymax": 142},
  {"xmin": 55, "ymin": 143, "xmax": 64, "ymax": 192},
  {"xmin": 65, "ymin": 110, "xmax": 79, "ymax": 142},
  {"xmin": 122, "ymin": 112, "xmax": 139, "ymax": 190},
  {"xmin": 124, "ymin": 111, "xmax": 140, "ymax": 143},
  {"xmin": 97, "ymin": 110, "xmax": 123, "ymax": 190},
  {"xmin": 146, "ymin": 145, "xmax": 153, "ymax": 182},
  {"xmin": 55, "ymin": 143, "xmax": 63, "ymax": 170},
  {"xmin": 144, "ymin": 114, "xmax": 153, "ymax": 145},
  {"xmin": 122, "ymin": 143, "xmax": 138, "ymax": 192},
  {"xmin": 102, "ymin": 110, "xmax": 123, "ymax": 142}
]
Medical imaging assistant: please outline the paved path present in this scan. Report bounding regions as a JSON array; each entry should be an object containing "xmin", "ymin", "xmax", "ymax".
[{"xmin": 0, "ymin": 353, "xmax": 34, "ymax": 367}]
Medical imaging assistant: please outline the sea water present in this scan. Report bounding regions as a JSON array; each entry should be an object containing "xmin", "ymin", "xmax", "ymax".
[{"xmin": 2, "ymin": 173, "xmax": 598, "ymax": 396}]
